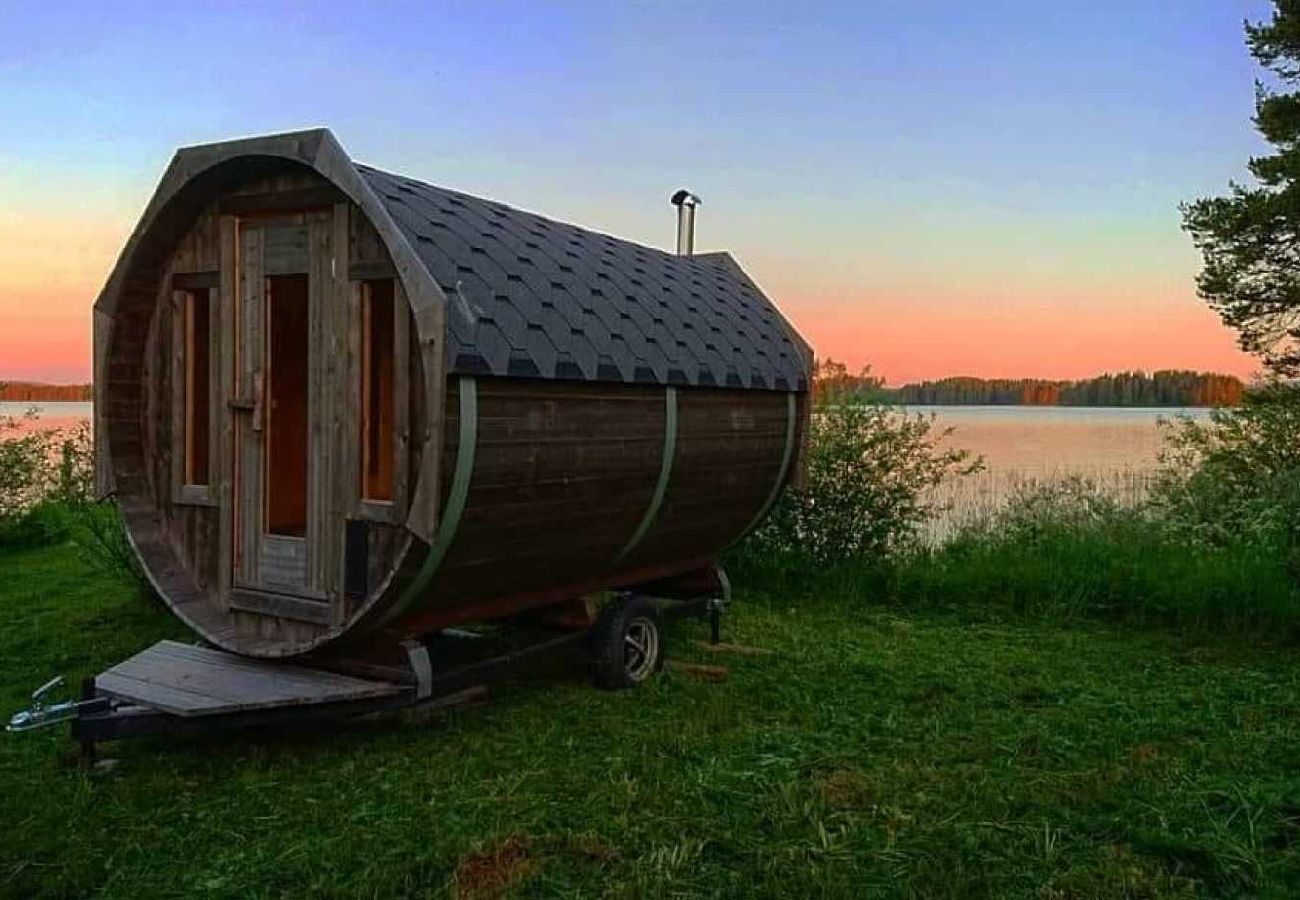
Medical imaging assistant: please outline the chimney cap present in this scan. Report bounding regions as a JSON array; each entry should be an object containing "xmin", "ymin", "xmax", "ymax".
[{"xmin": 670, "ymin": 189, "xmax": 701, "ymax": 207}]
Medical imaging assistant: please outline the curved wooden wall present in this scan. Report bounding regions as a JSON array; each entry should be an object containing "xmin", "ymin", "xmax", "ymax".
[
  {"xmin": 380, "ymin": 376, "xmax": 803, "ymax": 635},
  {"xmin": 94, "ymin": 135, "xmax": 809, "ymax": 657}
]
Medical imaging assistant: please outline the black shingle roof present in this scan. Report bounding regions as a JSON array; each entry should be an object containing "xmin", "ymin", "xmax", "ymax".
[{"xmin": 357, "ymin": 165, "xmax": 811, "ymax": 392}]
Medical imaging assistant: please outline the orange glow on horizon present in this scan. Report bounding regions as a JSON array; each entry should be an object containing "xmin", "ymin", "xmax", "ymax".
[
  {"xmin": 786, "ymin": 288, "xmax": 1259, "ymax": 386},
  {"xmin": 0, "ymin": 204, "xmax": 1263, "ymax": 387}
]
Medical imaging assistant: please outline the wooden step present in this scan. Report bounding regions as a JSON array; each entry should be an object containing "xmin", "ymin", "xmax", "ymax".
[{"xmin": 95, "ymin": 640, "xmax": 404, "ymax": 717}]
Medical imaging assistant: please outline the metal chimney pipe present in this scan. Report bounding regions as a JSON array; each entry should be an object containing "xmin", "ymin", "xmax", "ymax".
[{"xmin": 671, "ymin": 189, "xmax": 701, "ymax": 256}]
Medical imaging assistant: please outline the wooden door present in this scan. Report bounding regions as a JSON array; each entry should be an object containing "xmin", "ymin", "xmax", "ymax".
[{"xmin": 231, "ymin": 216, "xmax": 335, "ymax": 618}]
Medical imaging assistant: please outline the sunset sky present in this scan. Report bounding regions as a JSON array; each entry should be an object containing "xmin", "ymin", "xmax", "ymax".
[{"xmin": 0, "ymin": 1, "xmax": 1273, "ymax": 385}]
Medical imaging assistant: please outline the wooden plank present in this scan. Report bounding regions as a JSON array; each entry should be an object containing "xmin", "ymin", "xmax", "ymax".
[
  {"xmin": 691, "ymin": 640, "xmax": 772, "ymax": 656},
  {"xmin": 96, "ymin": 640, "xmax": 400, "ymax": 716},
  {"xmin": 337, "ymin": 205, "xmax": 362, "ymax": 529},
  {"xmin": 217, "ymin": 215, "xmax": 237, "ymax": 611},
  {"xmin": 149, "ymin": 641, "xmax": 397, "ymax": 696},
  {"xmin": 96, "ymin": 671, "xmax": 222, "ymax": 715},
  {"xmin": 306, "ymin": 214, "xmax": 333, "ymax": 601},
  {"xmin": 349, "ymin": 260, "xmax": 397, "ymax": 281},
  {"xmin": 172, "ymin": 270, "xmax": 220, "ymax": 290},
  {"xmin": 150, "ymin": 641, "xmax": 387, "ymax": 693},
  {"xmin": 666, "ymin": 661, "xmax": 729, "ymax": 682},
  {"xmin": 262, "ymin": 223, "xmax": 310, "ymax": 275},
  {"xmin": 169, "ymin": 289, "xmax": 185, "ymax": 504},
  {"xmin": 393, "ymin": 283, "xmax": 411, "ymax": 511},
  {"xmin": 107, "ymin": 652, "xmax": 350, "ymax": 705},
  {"xmin": 230, "ymin": 587, "xmax": 331, "ymax": 624},
  {"xmin": 236, "ymin": 226, "xmax": 264, "ymax": 587},
  {"xmin": 218, "ymin": 185, "xmax": 344, "ymax": 217}
]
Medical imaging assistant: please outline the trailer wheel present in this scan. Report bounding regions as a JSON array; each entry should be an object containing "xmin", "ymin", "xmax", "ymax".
[{"xmin": 590, "ymin": 594, "xmax": 664, "ymax": 690}]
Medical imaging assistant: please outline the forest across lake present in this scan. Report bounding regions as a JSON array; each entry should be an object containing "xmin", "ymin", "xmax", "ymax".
[
  {"xmin": 0, "ymin": 381, "xmax": 92, "ymax": 402},
  {"xmin": 817, "ymin": 364, "xmax": 1246, "ymax": 407},
  {"xmin": 3, "ymin": 369, "xmax": 1249, "ymax": 407}
]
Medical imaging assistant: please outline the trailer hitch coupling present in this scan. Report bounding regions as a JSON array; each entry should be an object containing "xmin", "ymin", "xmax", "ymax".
[{"xmin": 7, "ymin": 676, "xmax": 99, "ymax": 733}]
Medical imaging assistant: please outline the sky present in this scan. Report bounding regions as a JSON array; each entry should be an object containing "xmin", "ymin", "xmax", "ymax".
[{"xmin": 0, "ymin": 0, "xmax": 1276, "ymax": 385}]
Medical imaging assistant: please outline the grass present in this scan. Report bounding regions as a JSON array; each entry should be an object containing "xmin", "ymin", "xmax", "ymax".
[
  {"xmin": 5, "ymin": 543, "xmax": 1300, "ymax": 897},
  {"xmin": 896, "ymin": 517, "xmax": 1299, "ymax": 638}
]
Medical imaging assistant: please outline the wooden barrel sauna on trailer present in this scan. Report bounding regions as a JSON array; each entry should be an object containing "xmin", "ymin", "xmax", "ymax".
[{"xmin": 91, "ymin": 128, "xmax": 812, "ymax": 669}]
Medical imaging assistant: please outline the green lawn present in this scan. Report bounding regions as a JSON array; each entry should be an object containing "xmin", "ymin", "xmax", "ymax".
[{"xmin": 4, "ymin": 544, "xmax": 1300, "ymax": 898}]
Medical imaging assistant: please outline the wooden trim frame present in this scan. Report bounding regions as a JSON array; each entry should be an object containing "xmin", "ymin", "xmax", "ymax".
[
  {"xmin": 353, "ymin": 277, "xmax": 410, "ymax": 523},
  {"xmin": 170, "ymin": 284, "xmax": 218, "ymax": 507},
  {"xmin": 217, "ymin": 215, "xmax": 237, "ymax": 608},
  {"xmin": 92, "ymin": 129, "xmax": 450, "ymax": 657}
]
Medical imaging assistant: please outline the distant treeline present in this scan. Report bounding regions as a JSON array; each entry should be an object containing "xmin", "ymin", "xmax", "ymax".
[
  {"xmin": 814, "ymin": 362, "xmax": 1245, "ymax": 407},
  {"xmin": 890, "ymin": 371, "xmax": 1244, "ymax": 406},
  {"xmin": 0, "ymin": 382, "xmax": 93, "ymax": 402}
]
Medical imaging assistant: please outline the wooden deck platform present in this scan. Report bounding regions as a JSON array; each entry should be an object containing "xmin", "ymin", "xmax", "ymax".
[{"xmin": 95, "ymin": 640, "xmax": 405, "ymax": 717}]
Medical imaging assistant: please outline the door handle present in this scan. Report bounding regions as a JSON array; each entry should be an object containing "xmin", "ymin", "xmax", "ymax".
[
  {"xmin": 251, "ymin": 370, "xmax": 265, "ymax": 433},
  {"xmin": 229, "ymin": 370, "xmax": 265, "ymax": 433}
]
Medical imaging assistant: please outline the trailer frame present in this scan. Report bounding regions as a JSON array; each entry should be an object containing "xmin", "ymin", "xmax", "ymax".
[{"xmin": 40, "ymin": 590, "xmax": 724, "ymax": 764}]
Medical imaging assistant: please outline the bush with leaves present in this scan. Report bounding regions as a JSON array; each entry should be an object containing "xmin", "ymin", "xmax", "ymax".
[
  {"xmin": 0, "ymin": 407, "xmax": 56, "ymax": 523},
  {"xmin": 742, "ymin": 378, "xmax": 980, "ymax": 567},
  {"xmin": 0, "ymin": 411, "xmax": 144, "ymax": 590},
  {"xmin": 1151, "ymin": 382, "xmax": 1300, "ymax": 556}
]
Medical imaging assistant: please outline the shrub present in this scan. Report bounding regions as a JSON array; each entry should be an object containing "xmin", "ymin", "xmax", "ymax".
[
  {"xmin": 1151, "ymin": 382, "xmax": 1300, "ymax": 555},
  {"xmin": 739, "ymin": 383, "xmax": 980, "ymax": 568},
  {"xmin": 0, "ymin": 407, "xmax": 56, "ymax": 522}
]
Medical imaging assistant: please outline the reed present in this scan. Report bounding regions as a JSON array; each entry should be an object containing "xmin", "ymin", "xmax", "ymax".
[{"xmin": 922, "ymin": 466, "xmax": 1157, "ymax": 543}]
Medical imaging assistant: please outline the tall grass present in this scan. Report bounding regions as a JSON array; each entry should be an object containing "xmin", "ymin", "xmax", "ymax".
[
  {"xmin": 899, "ymin": 501, "xmax": 1300, "ymax": 636},
  {"xmin": 921, "ymin": 466, "xmax": 1156, "ymax": 543},
  {"xmin": 735, "ymin": 386, "xmax": 1300, "ymax": 640},
  {"xmin": 736, "ymin": 492, "xmax": 1300, "ymax": 639}
]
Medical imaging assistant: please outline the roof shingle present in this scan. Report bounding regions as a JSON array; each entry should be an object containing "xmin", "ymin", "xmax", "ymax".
[{"xmin": 358, "ymin": 164, "xmax": 811, "ymax": 391}]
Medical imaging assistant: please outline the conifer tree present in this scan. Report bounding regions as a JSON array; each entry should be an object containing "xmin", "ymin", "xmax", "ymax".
[{"xmin": 1184, "ymin": 2, "xmax": 1300, "ymax": 375}]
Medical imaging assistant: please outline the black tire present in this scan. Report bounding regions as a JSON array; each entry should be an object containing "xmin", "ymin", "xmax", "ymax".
[{"xmin": 589, "ymin": 594, "xmax": 665, "ymax": 690}]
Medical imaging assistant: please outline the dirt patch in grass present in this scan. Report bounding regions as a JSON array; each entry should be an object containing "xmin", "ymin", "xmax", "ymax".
[
  {"xmin": 1129, "ymin": 742, "xmax": 1161, "ymax": 765},
  {"xmin": 452, "ymin": 834, "xmax": 537, "ymax": 899},
  {"xmin": 815, "ymin": 769, "xmax": 875, "ymax": 810}
]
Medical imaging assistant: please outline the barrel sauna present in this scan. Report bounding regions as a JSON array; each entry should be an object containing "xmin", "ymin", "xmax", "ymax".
[{"xmin": 93, "ymin": 129, "xmax": 812, "ymax": 659}]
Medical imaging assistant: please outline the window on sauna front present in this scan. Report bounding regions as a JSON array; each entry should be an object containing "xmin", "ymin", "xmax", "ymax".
[
  {"xmin": 182, "ymin": 289, "xmax": 211, "ymax": 486},
  {"xmin": 361, "ymin": 279, "xmax": 395, "ymax": 502}
]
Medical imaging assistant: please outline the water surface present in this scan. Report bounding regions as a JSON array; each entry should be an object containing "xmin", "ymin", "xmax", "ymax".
[
  {"xmin": 919, "ymin": 405, "xmax": 1213, "ymax": 474},
  {"xmin": 1, "ymin": 401, "xmax": 93, "ymax": 435}
]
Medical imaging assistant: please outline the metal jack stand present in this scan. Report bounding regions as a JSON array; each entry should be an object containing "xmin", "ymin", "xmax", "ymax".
[{"xmin": 706, "ymin": 567, "xmax": 732, "ymax": 645}]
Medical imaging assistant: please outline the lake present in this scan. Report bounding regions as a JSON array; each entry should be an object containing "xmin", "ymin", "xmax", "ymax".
[
  {"xmin": 923, "ymin": 405, "xmax": 1212, "ymax": 474},
  {"xmin": 920, "ymin": 405, "xmax": 1214, "ymax": 539},
  {"xmin": 3, "ymin": 400, "xmax": 1213, "ymax": 536},
  {"xmin": 1, "ymin": 401, "xmax": 93, "ymax": 435}
]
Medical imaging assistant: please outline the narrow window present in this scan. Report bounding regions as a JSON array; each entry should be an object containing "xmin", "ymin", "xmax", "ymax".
[
  {"xmin": 183, "ymin": 289, "xmax": 211, "ymax": 486},
  {"xmin": 361, "ymin": 280, "xmax": 395, "ymax": 502}
]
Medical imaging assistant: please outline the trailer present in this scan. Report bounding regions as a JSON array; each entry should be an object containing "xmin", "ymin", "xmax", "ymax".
[{"xmin": 9, "ymin": 581, "xmax": 729, "ymax": 759}]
